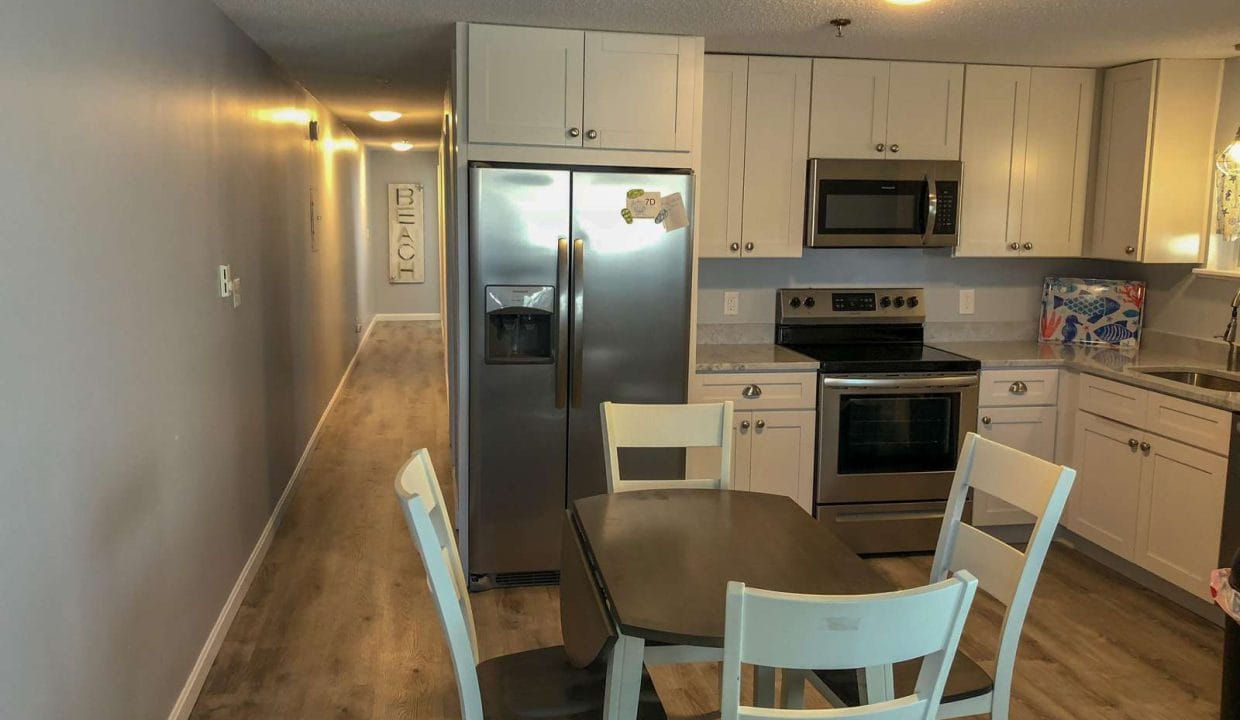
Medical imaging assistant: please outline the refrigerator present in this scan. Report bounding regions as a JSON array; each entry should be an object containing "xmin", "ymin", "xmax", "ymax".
[{"xmin": 467, "ymin": 164, "xmax": 693, "ymax": 588}]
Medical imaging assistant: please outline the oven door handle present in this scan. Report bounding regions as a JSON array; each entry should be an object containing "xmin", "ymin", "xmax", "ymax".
[{"xmin": 821, "ymin": 375, "xmax": 978, "ymax": 390}]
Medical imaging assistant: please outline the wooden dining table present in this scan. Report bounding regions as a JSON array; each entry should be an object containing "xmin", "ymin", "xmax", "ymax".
[{"xmin": 559, "ymin": 488, "xmax": 900, "ymax": 720}]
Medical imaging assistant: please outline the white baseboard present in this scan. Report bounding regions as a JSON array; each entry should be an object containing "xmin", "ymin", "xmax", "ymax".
[
  {"xmin": 167, "ymin": 332, "xmax": 371, "ymax": 720},
  {"xmin": 373, "ymin": 312, "xmax": 440, "ymax": 322}
]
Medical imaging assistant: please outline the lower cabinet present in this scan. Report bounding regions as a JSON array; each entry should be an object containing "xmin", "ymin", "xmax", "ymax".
[
  {"xmin": 974, "ymin": 405, "xmax": 1058, "ymax": 525},
  {"xmin": 1070, "ymin": 411, "xmax": 1144, "ymax": 557}
]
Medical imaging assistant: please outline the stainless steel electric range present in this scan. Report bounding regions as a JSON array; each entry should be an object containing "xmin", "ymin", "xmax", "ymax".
[{"xmin": 775, "ymin": 288, "xmax": 981, "ymax": 554}]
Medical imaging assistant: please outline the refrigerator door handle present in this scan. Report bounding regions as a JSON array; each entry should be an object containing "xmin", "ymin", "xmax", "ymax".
[
  {"xmin": 571, "ymin": 237, "xmax": 585, "ymax": 408},
  {"xmin": 555, "ymin": 236, "xmax": 570, "ymax": 408}
]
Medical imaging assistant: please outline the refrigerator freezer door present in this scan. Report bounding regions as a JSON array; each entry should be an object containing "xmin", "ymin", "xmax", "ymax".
[
  {"xmin": 468, "ymin": 166, "xmax": 571, "ymax": 576},
  {"xmin": 566, "ymin": 171, "xmax": 693, "ymax": 501}
]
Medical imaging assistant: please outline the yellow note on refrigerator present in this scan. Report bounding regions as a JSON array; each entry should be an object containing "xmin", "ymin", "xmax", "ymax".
[{"xmin": 625, "ymin": 190, "xmax": 662, "ymax": 219}]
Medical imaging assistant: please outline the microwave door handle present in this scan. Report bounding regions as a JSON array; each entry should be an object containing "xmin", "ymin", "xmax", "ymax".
[{"xmin": 923, "ymin": 174, "xmax": 938, "ymax": 244}]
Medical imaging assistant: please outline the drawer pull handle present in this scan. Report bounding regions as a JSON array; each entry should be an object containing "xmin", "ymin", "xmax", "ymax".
[
  {"xmin": 1128, "ymin": 438, "xmax": 1139, "ymax": 449},
  {"xmin": 742, "ymin": 384, "xmax": 762, "ymax": 399},
  {"xmin": 1008, "ymin": 381, "xmax": 1028, "ymax": 395}
]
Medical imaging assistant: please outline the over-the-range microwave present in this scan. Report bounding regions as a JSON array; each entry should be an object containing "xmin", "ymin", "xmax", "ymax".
[{"xmin": 805, "ymin": 158, "xmax": 962, "ymax": 248}]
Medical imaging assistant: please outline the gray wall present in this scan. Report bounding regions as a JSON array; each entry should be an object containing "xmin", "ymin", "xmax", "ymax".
[
  {"xmin": 364, "ymin": 148, "xmax": 442, "ymax": 319},
  {"xmin": 0, "ymin": 1, "xmax": 363, "ymax": 718}
]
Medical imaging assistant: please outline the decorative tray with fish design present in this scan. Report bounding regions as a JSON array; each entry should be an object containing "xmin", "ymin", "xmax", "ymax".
[{"xmin": 1039, "ymin": 277, "xmax": 1145, "ymax": 348}]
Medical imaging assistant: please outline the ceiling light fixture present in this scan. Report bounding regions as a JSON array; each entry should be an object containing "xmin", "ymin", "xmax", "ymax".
[
  {"xmin": 829, "ymin": 18, "xmax": 852, "ymax": 37},
  {"xmin": 369, "ymin": 110, "xmax": 403, "ymax": 122},
  {"xmin": 391, "ymin": 141, "xmax": 414, "ymax": 152},
  {"xmin": 886, "ymin": 0, "xmax": 932, "ymax": 4}
]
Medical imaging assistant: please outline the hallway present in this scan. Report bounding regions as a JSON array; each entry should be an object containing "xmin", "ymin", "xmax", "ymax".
[{"xmin": 190, "ymin": 321, "xmax": 1223, "ymax": 720}]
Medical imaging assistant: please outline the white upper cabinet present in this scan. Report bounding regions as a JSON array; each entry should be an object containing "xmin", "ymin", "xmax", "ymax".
[
  {"xmin": 1089, "ymin": 59, "xmax": 1223, "ymax": 262},
  {"xmin": 741, "ymin": 57, "xmax": 812, "ymax": 258},
  {"xmin": 467, "ymin": 24, "xmax": 699, "ymax": 152},
  {"xmin": 699, "ymin": 55, "xmax": 748, "ymax": 258},
  {"xmin": 468, "ymin": 25, "xmax": 585, "ymax": 147},
  {"xmin": 957, "ymin": 65, "xmax": 1095, "ymax": 258},
  {"xmin": 810, "ymin": 60, "xmax": 962, "ymax": 160},
  {"xmin": 582, "ymin": 32, "xmax": 697, "ymax": 151}
]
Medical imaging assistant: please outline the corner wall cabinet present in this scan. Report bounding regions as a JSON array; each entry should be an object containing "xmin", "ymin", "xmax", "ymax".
[
  {"xmin": 1068, "ymin": 373, "xmax": 1229, "ymax": 599},
  {"xmin": 808, "ymin": 60, "xmax": 964, "ymax": 161},
  {"xmin": 956, "ymin": 65, "xmax": 1096, "ymax": 258},
  {"xmin": 468, "ymin": 24, "xmax": 699, "ymax": 152},
  {"xmin": 1089, "ymin": 59, "xmax": 1223, "ymax": 263},
  {"xmin": 687, "ymin": 371, "xmax": 816, "ymax": 511},
  {"xmin": 699, "ymin": 55, "xmax": 810, "ymax": 259}
]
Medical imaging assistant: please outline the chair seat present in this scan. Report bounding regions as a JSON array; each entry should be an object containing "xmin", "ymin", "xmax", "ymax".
[
  {"xmin": 478, "ymin": 645, "xmax": 667, "ymax": 720},
  {"xmin": 813, "ymin": 649, "xmax": 994, "ymax": 707}
]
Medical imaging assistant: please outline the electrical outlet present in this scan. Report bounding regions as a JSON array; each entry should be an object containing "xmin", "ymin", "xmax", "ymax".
[
  {"xmin": 723, "ymin": 291, "xmax": 740, "ymax": 317},
  {"xmin": 218, "ymin": 265, "xmax": 232, "ymax": 298},
  {"xmin": 959, "ymin": 289, "xmax": 976, "ymax": 315}
]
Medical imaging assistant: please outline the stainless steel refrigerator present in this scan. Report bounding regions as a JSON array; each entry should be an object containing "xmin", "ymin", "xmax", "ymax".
[{"xmin": 467, "ymin": 164, "xmax": 692, "ymax": 588}]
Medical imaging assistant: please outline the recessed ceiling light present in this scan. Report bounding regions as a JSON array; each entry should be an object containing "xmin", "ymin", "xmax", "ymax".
[
  {"xmin": 369, "ymin": 110, "xmax": 403, "ymax": 122},
  {"xmin": 391, "ymin": 141, "xmax": 414, "ymax": 152}
]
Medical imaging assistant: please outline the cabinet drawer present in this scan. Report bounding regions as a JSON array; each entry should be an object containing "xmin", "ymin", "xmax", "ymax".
[
  {"xmin": 979, "ymin": 369, "xmax": 1059, "ymax": 406},
  {"xmin": 1078, "ymin": 374, "xmax": 1147, "ymax": 428},
  {"xmin": 690, "ymin": 372, "xmax": 817, "ymax": 410},
  {"xmin": 1145, "ymin": 391, "xmax": 1232, "ymax": 455}
]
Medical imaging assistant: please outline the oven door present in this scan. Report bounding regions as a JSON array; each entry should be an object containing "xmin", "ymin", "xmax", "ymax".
[{"xmin": 817, "ymin": 374, "xmax": 979, "ymax": 505}]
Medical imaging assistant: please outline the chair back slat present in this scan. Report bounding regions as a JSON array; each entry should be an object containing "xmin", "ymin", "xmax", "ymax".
[
  {"xmin": 722, "ymin": 574, "xmax": 978, "ymax": 720},
  {"xmin": 965, "ymin": 436, "xmax": 1063, "ymax": 516},
  {"xmin": 395, "ymin": 449, "xmax": 483, "ymax": 719},
  {"xmin": 601, "ymin": 401, "xmax": 734, "ymax": 493},
  {"xmin": 942, "ymin": 524, "xmax": 1024, "ymax": 605}
]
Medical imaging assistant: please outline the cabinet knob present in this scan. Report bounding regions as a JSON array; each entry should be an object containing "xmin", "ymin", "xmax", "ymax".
[
  {"xmin": 742, "ymin": 384, "xmax": 762, "ymax": 399},
  {"xmin": 889, "ymin": 144, "xmax": 900, "ymax": 153},
  {"xmin": 875, "ymin": 143, "xmax": 886, "ymax": 152},
  {"xmin": 586, "ymin": 129, "xmax": 598, "ymax": 140},
  {"xmin": 568, "ymin": 127, "xmax": 581, "ymax": 138},
  {"xmin": 729, "ymin": 242, "xmax": 740, "ymax": 252},
  {"xmin": 755, "ymin": 419, "xmax": 766, "ymax": 430},
  {"xmin": 1128, "ymin": 438, "xmax": 1139, "ymax": 449},
  {"xmin": 1023, "ymin": 242, "xmax": 1034, "ymax": 251},
  {"xmin": 1140, "ymin": 441, "xmax": 1151, "ymax": 452},
  {"xmin": 1125, "ymin": 246, "xmax": 1136, "ymax": 255},
  {"xmin": 981, "ymin": 416, "xmax": 991, "ymax": 425},
  {"xmin": 740, "ymin": 420, "xmax": 751, "ymax": 430},
  {"xmin": 1009, "ymin": 242, "xmax": 1020, "ymax": 251},
  {"xmin": 744, "ymin": 242, "xmax": 755, "ymax": 252}
]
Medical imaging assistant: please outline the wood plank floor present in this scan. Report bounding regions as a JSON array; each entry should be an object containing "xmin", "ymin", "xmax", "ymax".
[{"xmin": 191, "ymin": 321, "xmax": 1224, "ymax": 719}]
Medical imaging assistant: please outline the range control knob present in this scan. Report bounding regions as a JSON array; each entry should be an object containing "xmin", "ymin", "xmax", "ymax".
[
  {"xmin": 907, "ymin": 296, "xmax": 920, "ymax": 308},
  {"xmin": 893, "ymin": 296, "xmax": 906, "ymax": 308},
  {"xmin": 803, "ymin": 296, "xmax": 816, "ymax": 308},
  {"xmin": 789, "ymin": 297, "xmax": 802, "ymax": 308},
  {"xmin": 880, "ymin": 296, "xmax": 892, "ymax": 309}
]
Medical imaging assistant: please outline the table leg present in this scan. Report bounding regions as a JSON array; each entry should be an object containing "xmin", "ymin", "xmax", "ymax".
[
  {"xmin": 603, "ymin": 633, "xmax": 646, "ymax": 720},
  {"xmin": 858, "ymin": 664, "xmax": 894, "ymax": 704},
  {"xmin": 779, "ymin": 669, "xmax": 806, "ymax": 708},
  {"xmin": 752, "ymin": 666, "xmax": 776, "ymax": 707}
]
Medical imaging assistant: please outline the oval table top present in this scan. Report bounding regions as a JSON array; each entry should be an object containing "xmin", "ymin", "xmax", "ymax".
[{"xmin": 570, "ymin": 489, "xmax": 895, "ymax": 648}]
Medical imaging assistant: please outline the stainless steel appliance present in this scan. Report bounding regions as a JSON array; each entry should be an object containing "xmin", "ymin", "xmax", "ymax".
[
  {"xmin": 805, "ymin": 159, "xmax": 962, "ymax": 248},
  {"xmin": 775, "ymin": 287, "xmax": 980, "ymax": 554},
  {"xmin": 468, "ymin": 164, "xmax": 693, "ymax": 588}
]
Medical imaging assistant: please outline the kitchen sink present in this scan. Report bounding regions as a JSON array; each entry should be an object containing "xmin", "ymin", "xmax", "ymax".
[{"xmin": 1135, "ymin": 369, "xmax": 1240, "ymax": 392}]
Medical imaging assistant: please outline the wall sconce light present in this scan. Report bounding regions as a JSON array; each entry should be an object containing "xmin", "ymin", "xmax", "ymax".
[{"xmin": 1219, "ymin": 125, "xmax": 1240, "ymax": 177}]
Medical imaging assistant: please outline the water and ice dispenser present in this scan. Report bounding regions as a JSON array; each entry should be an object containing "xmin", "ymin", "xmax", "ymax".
[{"xmin": 484, "ymin": 285, "xmax": 556, "ymax": 364}]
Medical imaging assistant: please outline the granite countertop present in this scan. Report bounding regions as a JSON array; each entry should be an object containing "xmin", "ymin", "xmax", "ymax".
[
  {"xmin": 695, "ymin": 344, "xmax": 819, "ymax": 373},
  {"xmin": 931, "ymin": 335, "xmax": 1240, "ymax": 412}
]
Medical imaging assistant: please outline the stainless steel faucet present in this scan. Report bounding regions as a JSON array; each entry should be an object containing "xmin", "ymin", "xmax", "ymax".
[{"xmin": 1219, "ymin": 288, "xmax": 1240, "ymax": 345}]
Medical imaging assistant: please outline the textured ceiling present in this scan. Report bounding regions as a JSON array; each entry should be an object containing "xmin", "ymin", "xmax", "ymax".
[{"xmin": 212, "ymin": 0, "xmax": 1240, "ymax": 146}]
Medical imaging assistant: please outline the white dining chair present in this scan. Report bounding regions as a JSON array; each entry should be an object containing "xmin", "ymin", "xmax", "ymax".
[
  {"xmin": 722, "ymin": 572, "xmax": 979, "ymax": 720},
  {"xmin": 781, "ymin": 432, "xmax": 1076, "ymax": 719},
  {"xmin": 395, "ymin": 448, "xmax": 667, "ymax": 719},
  {"xmin": 600, "ymin": 401, "xmax": 734, "ymax": 494}
]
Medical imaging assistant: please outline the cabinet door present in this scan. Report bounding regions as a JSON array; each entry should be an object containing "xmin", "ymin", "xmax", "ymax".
[
  {"xmin": 808, "ymin": 59, "xmax": 890, "ymax": 159},
  {"xmin": 468, "ymin": 25, "xmax": 585, "ymax": 146},
  {"xmin": 582, "ymin": 32, "xmax": 696, "ymax": 151},
  {"xmin": 748, "ymin": 410, "xmax": 816, "ymax": 513},
  {"xmin": 886, "ymin": 62, "xmax": 964, "ymax": 160},
  {"xmin": 1089, "ymin": 61, "xmax": 1156, "ymax": 261},
  {"xmin": 1019, "ymin": 68, "xmax": 1096, "ymax": 258},
  {"xmin": 956, "ymin": 65, "xmax": 1030, "ymax": 258},
  {"xmin": 1069, "ymin": 411, "xmax": 1143, "ymax": 558},
  {"xmin": 700, "ymin": 55, "xmax": 748, "ymax": 258},
  {"xmin": 1135, "ymin": 435, "xmax": 1227, "ymax": 598},
  {"xmin": 741, "ymin": 57, "xmax": 811, "ymax": 258},
  {"xmin": 974, "ymin": 405, "xmax": 1057, "ymax": 526}
]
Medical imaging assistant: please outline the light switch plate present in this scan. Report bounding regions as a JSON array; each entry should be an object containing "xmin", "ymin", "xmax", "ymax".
[
  {"xmin": 218, "ymin": 265, "xmax": 232, "ymax": 298},
  {"xmin": 959, "ymin": 289, "xmax": 975, "ymax": 315},
  {"xmin": 723, "ymin": 291, "xmax": 739, "ymax": 317}
]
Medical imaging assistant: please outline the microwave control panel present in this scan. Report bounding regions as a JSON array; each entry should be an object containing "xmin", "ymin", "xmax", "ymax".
[{"xmin": 933, "ymin": 181, "xmax": 959, "ymax": 235}]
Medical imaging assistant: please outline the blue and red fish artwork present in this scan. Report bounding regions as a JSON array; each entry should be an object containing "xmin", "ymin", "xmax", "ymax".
[{"xmin": 1039, "ymin": 277, "xmax": 1145, "ymax": 348}]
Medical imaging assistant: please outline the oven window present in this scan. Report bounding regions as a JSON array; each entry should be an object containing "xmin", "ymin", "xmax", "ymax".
[
  {"xmin": 837, "ymin": 393, "xmax": 959, "ymax": 475},
  {"xmin": 816, "ymin": 179, "xmax": 927, "ymax": 235}
]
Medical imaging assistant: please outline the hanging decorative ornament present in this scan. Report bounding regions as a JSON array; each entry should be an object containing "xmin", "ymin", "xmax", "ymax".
[
  {"xmin": 1219, "ymin": 125, "xmax": 1240, "ymax": 177},
  {"xmin": 830, "ymin": 18, "xmax": 852, "ymax": 38},
  {"xmin": 1219, "ymin": 171, "xmax": 1239, "ymax": 244}
]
